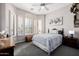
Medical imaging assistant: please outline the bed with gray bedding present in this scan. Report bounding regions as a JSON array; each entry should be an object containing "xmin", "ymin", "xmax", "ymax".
[{"xmin": 32, "ymin": 33, "xmax": 62, "ymax": 55}]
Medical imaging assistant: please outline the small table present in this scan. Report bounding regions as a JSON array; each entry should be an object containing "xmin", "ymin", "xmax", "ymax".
[{"xmin": 25, "ymin": 35, "xmax": 33, "ymax": 42}]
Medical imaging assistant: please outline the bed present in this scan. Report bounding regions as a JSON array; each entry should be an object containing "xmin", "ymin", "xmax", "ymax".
[{"xmin": 32, "ymin": 28, "xmax": 64, "ymax": 55}]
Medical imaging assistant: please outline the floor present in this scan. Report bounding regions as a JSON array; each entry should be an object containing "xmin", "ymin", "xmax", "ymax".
[{"xmin": 14, "ymin": 42, "xmax": 79, "ymax": 56}]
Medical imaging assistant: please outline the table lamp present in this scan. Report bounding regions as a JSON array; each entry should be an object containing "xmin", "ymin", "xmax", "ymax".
[{"xmin": 69, "ymin": 30, "xmax": 75, "ymax": 38}]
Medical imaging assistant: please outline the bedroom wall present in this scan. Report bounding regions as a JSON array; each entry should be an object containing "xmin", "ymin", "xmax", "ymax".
[
  {"xmin": 0, "ymin": 3, "xmax": 15, "ymax": 32},
  {"xmin": 5, "ymin": 3, "xmax": 16, "ymax": 34},
  {"xmin": 0, "ymin": 3, "xmax": 6, "ymax": 31},
  {"xmin": 35, "ymin": 15, "xmax": 45, "ymax": 33},
  {"xmin": 45, "ymin": 4, "xmax": 79, "ymax": 39},
  {"xmin": 0, "ymin": 4, "xmax": 2, "ymax": 31}
]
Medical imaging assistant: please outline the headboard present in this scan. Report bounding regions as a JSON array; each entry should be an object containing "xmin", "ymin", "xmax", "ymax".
[{"xmin": 48, "ymin": 28, "xmax": 64, "ymax": 36}]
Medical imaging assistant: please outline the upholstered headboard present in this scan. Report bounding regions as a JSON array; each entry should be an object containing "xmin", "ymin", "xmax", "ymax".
[{"xmin": 48, "ymin": 28, "xmax": 64, "ymax": 36}]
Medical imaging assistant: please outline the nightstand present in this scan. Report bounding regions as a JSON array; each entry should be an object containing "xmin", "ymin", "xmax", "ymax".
[
  {"xmin": 63, "ymin": 36, "xmax": 79, "ymax": 48},
  {"xmin": 25, "ymin": 35, "xmax": 33, "ymax": 42}
]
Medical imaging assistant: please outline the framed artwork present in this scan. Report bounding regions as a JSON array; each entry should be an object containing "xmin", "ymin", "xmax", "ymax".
[
  {"xmin": 49, "ymin": 17, "xmax": 63, "ymax": 25},
  {"xmin": 70, "ymin": 3, "xmax": 79, "ymax": 27},
  {"xmin": 74, "ymin": 14, "xmax": 79, "ymax": 27}
]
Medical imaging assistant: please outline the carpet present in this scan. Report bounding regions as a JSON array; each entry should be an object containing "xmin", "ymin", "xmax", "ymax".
[{"xmin": 14, "ymin": 42, "xmax": 79, "ymax": 56}]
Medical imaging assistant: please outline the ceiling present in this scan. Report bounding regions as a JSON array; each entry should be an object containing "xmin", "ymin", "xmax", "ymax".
[{"xmin": 12, "ymin": 3, "xmax": 71, "ymax": 15}]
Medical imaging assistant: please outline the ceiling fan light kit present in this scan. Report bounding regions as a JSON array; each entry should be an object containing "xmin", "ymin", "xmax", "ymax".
[
  {"xmin": 40, "ymin": 3, "xmax": 49, "ymax": 11},
  {"xmin": 32, "ymin": 3, "xmax": 50, "ymax": 11},
  {"xmin": 41, "ymin": 6, "xmax": 45, "ymax": 9}
]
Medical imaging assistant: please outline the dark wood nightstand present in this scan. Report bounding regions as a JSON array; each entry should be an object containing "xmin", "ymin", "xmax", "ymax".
[
  {"xmin": 63, "ymin": 36, "xmax": 79, "ymax": 48},
  {"xmin": 25, "ymin": 35, "xmax": 33, "ymax": 42}
]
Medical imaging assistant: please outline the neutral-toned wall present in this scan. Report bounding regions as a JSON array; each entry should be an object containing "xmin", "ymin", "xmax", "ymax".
[
  {"xmin": 46, "ymin": 4, "xmax": 79, "ymax": 38},
  {"xmin": 36, "ymin": 15, "xmax": 45, "ymax": 33},
  {"xmin": 5, "ymin": 3, "xmax": 16, "ymax": 35},
  {"xmin": 0, "ymin": 3, "xmax": 16, "ymax": 32},
  {"xmin": 0, "ymin": 3, "xmax": 6, "ymax": 31},
  {"xmin": 0, "ymin": 4, "xmax": 2, "ymax": 31}
]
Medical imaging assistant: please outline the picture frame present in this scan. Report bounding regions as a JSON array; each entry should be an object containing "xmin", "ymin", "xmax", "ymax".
[
  {"xmin": 74, "ymin": 14, "xmax": 79, "ymax": 27},
  {"xmin": 49, "ymin": 17, "xmax": 63, "ymax": 25}
]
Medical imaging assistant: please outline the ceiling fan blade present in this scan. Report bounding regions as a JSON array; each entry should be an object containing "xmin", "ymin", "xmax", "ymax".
[
  {"xmin": 32, "ymin": 4, "xmax": 41, "ymax": 6},
  {"xmin": 32, "ymin": 3, "xmax": 52, "ymax": 6},
  {"xmin": 44, "ymin": 3, "xmax": 53, "ymax": 6}
]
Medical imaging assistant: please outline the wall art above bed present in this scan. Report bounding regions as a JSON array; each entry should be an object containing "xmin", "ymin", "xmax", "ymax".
[{"xmin": 49, "ymin": 17, "xmax": 63, "ymax": 25}]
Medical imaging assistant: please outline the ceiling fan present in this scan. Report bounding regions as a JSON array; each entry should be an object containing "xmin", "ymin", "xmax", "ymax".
[{"xmin": 32, "ymin": 3, "xmax": 51, "ymax": 11}]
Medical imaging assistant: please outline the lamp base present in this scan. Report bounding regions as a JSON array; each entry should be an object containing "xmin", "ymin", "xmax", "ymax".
[{"xmin": 70, "ymin": 34, "xmax": 73, "ymax": 38}]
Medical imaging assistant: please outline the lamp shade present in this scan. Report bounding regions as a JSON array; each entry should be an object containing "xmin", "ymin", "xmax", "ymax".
[
  {"xmin": 69, "ymin": 30, "xmax": 75, "ymax": 34},
  {"xmin": 1, "ymin": 30, "xmax": 6, "ymax": 34}
]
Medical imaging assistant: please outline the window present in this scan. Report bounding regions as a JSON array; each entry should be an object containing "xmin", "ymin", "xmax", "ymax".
[
  {"xmin": 16, "ymin": 15, "xmax": 33, "ymax": 35},
  {"xmin": 25, "ymin": 17, "xmax": 33, "ymax": 34},
  {"xmin": 8, "ymin": 11, "xmax": 43, "ymax": 36},
  {"xmin": 33, "ymin": 19, "xmax": 43, "ymax": 34},
  {"xmin": 17, "ymin": 15, "xmax": 24, "ymax": 35}
]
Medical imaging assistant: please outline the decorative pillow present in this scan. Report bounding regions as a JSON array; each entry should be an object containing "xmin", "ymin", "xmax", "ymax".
[{"xmin": 50, "ymin": 30, "xmax": 58, "ymax": 34}]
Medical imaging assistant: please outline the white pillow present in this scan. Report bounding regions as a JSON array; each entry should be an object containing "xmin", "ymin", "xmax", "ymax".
[{"xmin": 50, "ymin": 30, "xmax": 58, "ymax": 34}]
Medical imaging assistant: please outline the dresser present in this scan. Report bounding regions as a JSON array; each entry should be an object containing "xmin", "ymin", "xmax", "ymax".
[{"xmin": 63, "ymin": 36, "xmax": 79, "ymax": 48}]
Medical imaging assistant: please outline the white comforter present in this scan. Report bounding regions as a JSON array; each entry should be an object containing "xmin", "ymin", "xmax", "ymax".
[{"xmin": 32, "ymin": 33, "xmax": 62, "ymax": 54}]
